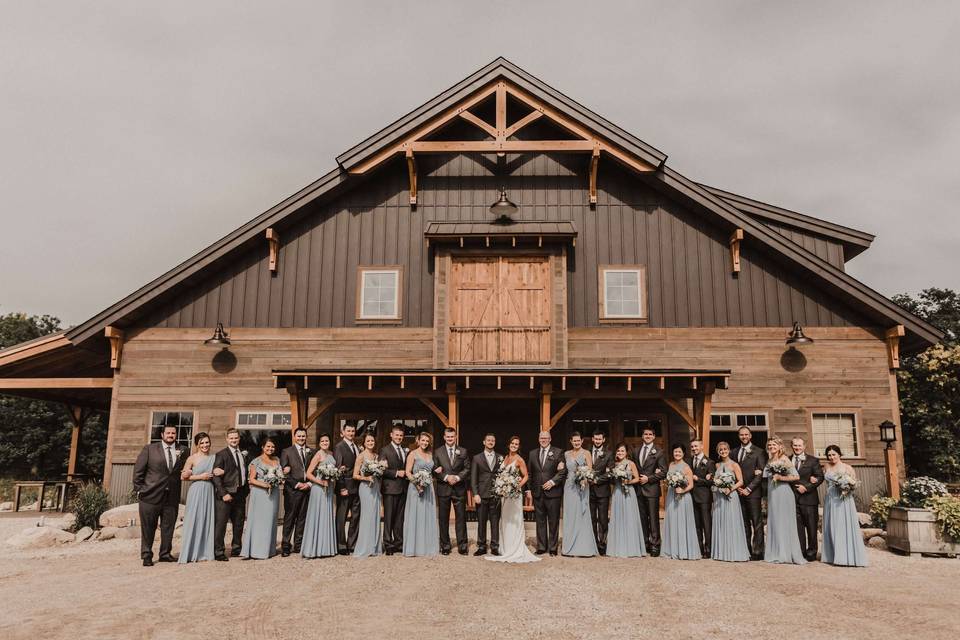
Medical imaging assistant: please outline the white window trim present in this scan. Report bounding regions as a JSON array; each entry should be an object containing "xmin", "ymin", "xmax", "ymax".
[
  {"xmin": 810, "ymin": 410, "xmax": 863, "ymax": 459},
  {"xmin": 598, "ymin": 265, "xmax": 647, "ymax": 321},
  {"xmin": 357, "ymin": 266, "xmax": 402, "ymax": 321},
  {"xmin": 235, "ymin": 409, "xmax": 292, "ymax": 430},
  {"xmin": 710, "ymin": 411, "xmax": 770, "ymax": 431},
  {"xmin": 147, "ymin": 409, "xmax": 197, "ymax": 446}
]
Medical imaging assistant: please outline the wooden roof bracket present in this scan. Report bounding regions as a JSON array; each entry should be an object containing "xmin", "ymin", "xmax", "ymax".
[
  {"xmin": 885, "ymin": 325, "xmax": 905, "ymax": 369},
  {"xmin": 104, "ymin": 326, "xmax": 124, "ymax": 370},
  {"xmin": 729, "ymin": 228, "xmax": 744, "ymax": 275},
  {"xmin": 266, "ymin": 228, "xmax": 280, "ymax": 273},
  {"xmin": 589, "ymin": 146, "xmax": 600, "ymax": 206},
  {"xmin": 406, "ymin": 149, "xmax": 417, "ymax": 208}
]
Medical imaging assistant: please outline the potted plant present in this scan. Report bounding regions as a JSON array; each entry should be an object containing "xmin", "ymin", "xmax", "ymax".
[{"xmin": 886, "ymin": 476, "xmax": 960, "ymax": 557}]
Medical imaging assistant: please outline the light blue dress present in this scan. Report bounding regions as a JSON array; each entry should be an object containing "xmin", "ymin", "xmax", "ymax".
[
  {"xmin": 403, "ymin": 455, "xmax": 439, "ymax": 557},
  {"xmin": 561, "ymin": 451, "xmax": 598, "ymax": 557},
  {"xmin": 710, "ymin": 461, "xmax": 750, "ymax": 562},
  {"xmin": 822, "ymin": 470, "xmax": 868, "ymax": 567},
  {"xmin": 662, "ymin": 462, "xmax": 700, "ymax": 560},
  {"xmin": 763, "ymin": 462, "xmax": 807, "ymax": 565},
  {"xmin": 179, "ymin": 455, "xmax": 215, "ymax": 563},
  {"xmin": 301, "ymin": 456, "xmax": 338, "ymax": 559},
  {"xmin": 606, "ymin": 464, "xmax": 646, "ymax": 558},
  {"xmin": 239, "ymin": 458, "xmax": 280, "ymax": 560},
  {"xmin": 353, "ymin": 456, "xmax": 383, "ymax": 558}
]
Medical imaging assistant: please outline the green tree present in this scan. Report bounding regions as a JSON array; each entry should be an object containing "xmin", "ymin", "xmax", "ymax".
[
  {"xmin": 0, "ymin": 313, "xmax": 107, "ymax": 479},
  {"xmin": 892, "ymin": 289, "xmax": 960, "ymax": 481}
]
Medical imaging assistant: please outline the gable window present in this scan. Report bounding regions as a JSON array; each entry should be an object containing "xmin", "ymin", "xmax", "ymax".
[
  {"xmin": 811, "ymin": 412, "xmax": 860, "ymax": 458},
  {"xmin": 710, "ymin": 412, "xmax": 769, "ymax": 430},
  {"xmin": 357, "ymin": 266, "xmax": 402, "ymax": 321},
  {"xmin": 150, "ymin": 411, "xmax": 195, "ymax": 449},
  {"xmin": 599, "ymin": 265, "xmax": 646, "ymax": 321},
  {"xmin": 236, "ymin": 410, "xmax": 291, "ymax": 429}
]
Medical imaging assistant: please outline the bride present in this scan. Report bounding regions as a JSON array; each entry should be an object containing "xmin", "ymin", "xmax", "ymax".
[{"xmin": 486, "ymin": 435, "xmax": 540, "ymax": 563}]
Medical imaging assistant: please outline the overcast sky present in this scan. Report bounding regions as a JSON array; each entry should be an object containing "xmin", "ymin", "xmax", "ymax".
[{"xmin": 1, "ymin": 1, "xmax": 958, "ymax": 326}]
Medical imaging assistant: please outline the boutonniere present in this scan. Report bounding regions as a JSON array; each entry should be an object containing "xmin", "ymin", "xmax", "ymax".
[
  {"xmin": 241, "ymin": 450, "xmax": 249, "ymax": 457},
  {"xmin": 497, "ymin": 455, "xmax": 504, "ymax": 465},
  {"xmin": 547, "ymin": 451, "xmax": 554, "ymax": 458},
  {"xmin": 649, "ymin": 448, "xmax": 657, "ymax": 456},
  {"xmin": 177, "ymin": 449, "xmax": 184, "ymax": 457}
]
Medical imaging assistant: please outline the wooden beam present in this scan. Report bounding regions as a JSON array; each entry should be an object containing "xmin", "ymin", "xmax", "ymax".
[
  {"xmin": 0, "ymin": 378, "xmax": 114, "ymax": 389},
  {"xmin": 419, "ymin": 398, "xmax": 449, "ymax": 427},
  {"xmin": 104, "ymin": 326, "xmax": 124, "ymax": 370},
  {"xmin": 729, "ymin": 228, "xmax": 743, "ymax": 274},
  {"xmin": 304, "ymin": 397, "xmax": 336, "ymax": 428},
  {"xmin": 885, "ymin": 325, "xmax": 905, "ymax": 369},
  {"xmin": 697, "ymin": 384, "xmax": 715, "ymax": 454},
  {"xmin": 664, "ymin": 398, "xmax": 696, "ymax": 431},
  {"xmin": 65, "ymin": 404, "xmax": 89, "ymax": 480},
  {"xmin": 588, "ymin": 146, "xmax": 600, "ymax": 206},
  {"xmin": 550, "ymin": 398, "xmax": 579, "ymax": 429},
  {"xmin": 406, "ymin": 140, "xmax": 597, "ymax": 153},
  {"xmin": 447, "ymin": 383, "xmax": 459, "ymax": 431},
  {"xmin": 459, "ymin": 110, "xmax": 497, "ymax": 138},
  {"xmin": 495, "ymin": 81, "xmax": 507, "ymax": 135},
  {"xmin": 503, "ymin": 109, "xmax": 543, "ymax": 138},
  {"xmin": 885, "ymin": 446, "xmax": 901, "ymax": 501},
  {"xmin": 266, "ymin": 227, "xmax": 280, "ymax": 273},
  {"xmin": 540, "ymin": 382, "xmax": 552, "ymax": 431},
  {"xmin": 287, "ymin": 382, "xmax": 305, "ymax": 433},
  {"xmin": 405, "ymin": 149, "xmax": 417, "ymax": 207}
]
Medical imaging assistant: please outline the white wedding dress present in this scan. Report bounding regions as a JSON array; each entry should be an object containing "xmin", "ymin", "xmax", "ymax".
[{"xmin": 485, "ymin": 462, "xmax": 540, "ymax": 564}]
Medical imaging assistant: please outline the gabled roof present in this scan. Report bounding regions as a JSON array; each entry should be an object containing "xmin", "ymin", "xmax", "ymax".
[{"xmin": 64, "ymin": 58, "xmax": 943, "ymax": 352}]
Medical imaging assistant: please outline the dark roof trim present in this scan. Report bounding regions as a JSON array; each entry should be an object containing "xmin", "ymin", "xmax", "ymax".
[{"xmin": 424, "ymin": 221, "xmax": 577, "ymax": 238}]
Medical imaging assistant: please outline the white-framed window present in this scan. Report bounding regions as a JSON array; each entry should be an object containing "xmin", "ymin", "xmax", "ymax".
[
  {"xmin": 235, "ymin": 410, "xmax": 292, "ymax": 429},
  {"xmin": 150, "ymin": 410, "xmax": 195, "ymax": 449},
  {"xmin": 357, "ymin": 266, "xmax": 402, "ymax": 320},
  {"xmin": 811, "ymin": 412, "xmax": 860, "ymax": 457},
  {"xmin": 599, "ymin": 265, "xmax": 646, "ymax": 321},
  {"xmin": 710, "ymin": 412, "xmax": 769, "ymax": 430}
]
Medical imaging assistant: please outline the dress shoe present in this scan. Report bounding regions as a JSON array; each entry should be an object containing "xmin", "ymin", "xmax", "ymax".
[
  {"xmin": 158, "ymin": 555, "xmax": 175, "ymax": 563},
  {"xmin": 549, "ymin": 551, "xmax": 558, "ymax": 556},
  {"xmin": 215, "ymin": 556, "xmax": 228, "ymax": 562},
  {"xmin": 458, "ymin": 548, "xmax": 468, "ymax": 555},
  {"xmin": 491, "ymin": 549, "xmax": 501, "ymax": 556},
  {"xmin": 441, "ymin": 549, "xmax": 451, "ymax": 555},
  {"xmin": 535, "ymin": 550, "xmax": 547, "ymax": 555},
  {"xmin": 142, "ymin": 558, "xmax": 154, "ymax": 567},
  {"xmin": 649, "ymin": 549, "xmax": 660, "ymax": 558},
  {"xmin": 281, "ymin": 551, "xmax": 291, "ymax": 557},
  {"xmin": 385, "ymin": 550, "xmax": 395, "ymax": 556},
  {"xmin": 473, "ymin": 548, "xmax": 487, "ymax": 556},
  {"xmin": 702, "ymin": 552, "xmax": 711, "ymax": 559}
]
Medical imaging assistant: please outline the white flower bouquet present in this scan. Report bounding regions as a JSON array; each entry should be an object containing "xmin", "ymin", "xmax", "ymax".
[
  {"xmin": 493, "ymin": 465, "xmax": 522, "ymax": 499},
  {"xmin": 666, "ymin": 470, "xmax": 688, "ymax": 495},
  {"xmin": 262, "ymin": 466, "xmax": 286, "ymax": 493},
  {"xmin": 574, "ymin": 465, "xmax": 596, "ymax": 487},
  {"xmin": 360, "ymin": 458, "xmax": 388, "ymax": 479},
  {"xmin": 609, "ymin": 462, "xmax": 631, "ymax": 493},
  {"xmin": 767, "ymin": 460, "xmax": 792, "ymax": 482},
  {"xmin": 410, "ymin": 469, "xmax": 432, "ymax": 490},
  {"xmin": 712, "ymin": 469, "xmax": 737, "ymax": 496},
  {"xmin": 829, "ymin": 472, "xmax": 858, "ymax": 498},
  {"xmin": 315, "ymin": 463, "xmax": 342, "ymax": 483}
]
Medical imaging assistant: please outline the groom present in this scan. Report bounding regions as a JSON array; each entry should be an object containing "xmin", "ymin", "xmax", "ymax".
[
  {"xmin": 527, "ymin": 431, "xmax": 566, "ymax": 556},
  {"xmin": 470, "ymin": 433, "xmax": 502, "ymax": 556}
]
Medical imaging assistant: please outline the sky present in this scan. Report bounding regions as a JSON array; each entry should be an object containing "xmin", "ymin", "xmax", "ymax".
[{"xmin": 1, "ymin": 1, "xmax": 958, "ymax": 326}]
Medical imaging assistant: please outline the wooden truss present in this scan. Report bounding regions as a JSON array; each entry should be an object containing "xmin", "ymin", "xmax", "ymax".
[{"xmin": 347, "ymin": 80, "xmax": 659, "ymax": 208}]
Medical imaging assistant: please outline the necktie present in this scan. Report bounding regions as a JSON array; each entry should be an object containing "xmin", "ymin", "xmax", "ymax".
[
  {"xmin": 594, "ymin": 448, "xmax": 600, "ymax": 459},
  {"xmin": 234, "ymin": 449, "xmax": 244, "ymax": 484},
  {"xmin": 165, "ymin": 446, "xmax": 174, "ymax": 471},
  {"xmin": 695, "ymin": 455, "xmax": 701, "ymax": 467},
  {"xmin": 299, "ymin": 446, "xmax": 306, "ymax": 470},
  {"xmin": 396, "ymin": 445, "xmax": 404, "ymax": 464},
  {"xmin": 351, "ymin": 443, "xmax": 358, "ymax": 457},
  {"xmin": 641, "ymin": 445, "xmax": 649, "ymax": 466},
  {"xmin": 449, "ymin": 447, "xmax": 455, "ymax": 464},
  {"xmin": 738, "ymin": 447, "xmax": 746, "ymax": 463},
  {"xmin": 540, "ymin": 448, "xmax": 547, "ymax": 467},
  {"xmin": 795, "ymin": 456, "xmax": 801, "ymax": 470}
]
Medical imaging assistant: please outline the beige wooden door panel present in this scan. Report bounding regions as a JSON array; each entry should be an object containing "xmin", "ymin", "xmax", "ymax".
[{"xmin": 449, "ymin": 258, "xmax": 499, "ymax": 365}]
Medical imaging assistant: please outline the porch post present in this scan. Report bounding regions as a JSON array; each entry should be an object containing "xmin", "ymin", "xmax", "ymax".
[
  {"xmin": 540, "ymin": 382, "xmax": 552, "ymax": 431},
  {"xmin": 446, "ymin": 382, "xmax": 458, "ymax": 437},
  {"xmin": 694, "ymin": 382, "xmax": 715, "ymax": 455},
  {"xmin": 287, "ymin": 382, "xmax": 306, "ymax": 434},
  {"xmin": 65, "ymin": 404, "xmax": 88, "ymax": 481}
]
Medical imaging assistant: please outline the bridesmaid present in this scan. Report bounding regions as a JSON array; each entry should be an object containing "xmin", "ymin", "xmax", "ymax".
[
  {"xmin": 352, "ymin": 433, "xmax": 383, "ymax": 557},
  {"xmin": 710, "ymin": 441, "xmax": 750, "ymax": 562},
  {"xmin": 239, "ymin": 437, "xmax": 282, "ymax": 559},
  {"xmin": 662, "ymin": 444, "xmax": 700, "ymax": 560},
  {"xmin": 402, "ymin": 432, "xmax": 440, "ymax": 557},
  {"xmin": 763, "ymin": 437, "xmax": 807, "ymax": 564},
  {"xmin": 301, "ymin": 434, "xmax": 338, "ymax": 559},
  {"xmin": 822, "ymin": 444, "xmax": 868, "ymax": 567},
  {"xmin": 606, "ymin": 443, "xmax": 646, "ymax": 558},
  {"xmin": 178, "ymin": 432, "xmax": 217, "ymax": 563},
  {"xmin": 561, "ymin": 432, "xmax": 598, "ymax": 557}
]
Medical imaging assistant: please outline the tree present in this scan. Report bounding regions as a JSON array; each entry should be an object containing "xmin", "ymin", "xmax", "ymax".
[
  {"xmin": 0, "ymin": 313, "xmax": 107, "ymax": 479},
  {"xmin": 892, "ymin": 289, "xmax": 960, "ymax": 481}
]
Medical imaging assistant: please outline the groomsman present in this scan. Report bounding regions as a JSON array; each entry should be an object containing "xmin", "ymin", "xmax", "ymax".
[
  {"xmin": 631, "ymin": 428, "xmax": 666, "ymax": 556},
  {"xmin": 689, "ymin": 439, "xmax": 716, "ymax": 558},
  {"xmin": 434, "ymin": 427, "xmax": 470, "ymax": 555},
  {"xmin": 588, "ymin": 430, "xmax": 614, "ymax": 555},
  {"xmin": 527, "ymin": 431, "xmax": 566, "ymax": 556},
  {"xmin": 279, "ymin": 427, "xmax": 312, "ymax": 556},
  {"xmin": 333, "ymin": 424, "xmax": 361, "ymax": 555},
  {"xmin": 132, "ymin": 424, "xmax": 187, "ymax": 566},
  {"xmin": 211, "ymin": 428, "xmax": 249, "ymax": 561},
  {"xmin": 791, "ymin": 437, "xmax": 824, "ymax": 561},
  {"xmin": 380, "ymin": 425, "xmax": 409, "ymax": 555},
  {"xmin": 732, "ymin": 426, "xmax": 767, "ymax": 560},
  {"xmin": 470, "ymin": 433, "xmax": 502, "ymax": 556}
]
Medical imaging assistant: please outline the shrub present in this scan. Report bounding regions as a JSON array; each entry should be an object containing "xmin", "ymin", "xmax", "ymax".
[
  {"xmin": 870, "ymin": 494, "xmax": 897, "ymax": 528},
  {"xmin": 926, "ymin": 495, "xmax": 960, "ymax": 542},
  {"xmin": 68, "ymin": 482, "xmax": 111, "ymax": 530},
  {"xmin": 900, "ymin": 476, "xmax": 949, "ymax": 507}
]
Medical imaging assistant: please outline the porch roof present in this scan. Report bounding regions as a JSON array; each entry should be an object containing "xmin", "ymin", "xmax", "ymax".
[{"xmin": 424, "ymin": 221, "xmax": 577, "ymax": 245}]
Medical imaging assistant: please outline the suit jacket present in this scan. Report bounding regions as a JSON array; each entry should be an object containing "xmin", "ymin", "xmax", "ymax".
[
  {"xmin": 588, "ymin": 448, "xmax": 615, "ymax": 499},
  {"xmin": 433, "ymin": 445, "xmax": 470, "ymax": 497},
  {"xmin": 470, "ymin": 450, "xmax": 503, "ymax": 500},
  {"xmin": 333, "ymin": 439, "xmax": 360, "ymax": 495},
  {"xmin": 791, "ymin": 454, "xmax": 824, "ymax": 506},
  {"xmin": 631, "ymin": 444, "xmax": 667, "ymax": 498},
  {"xmin": 279, "ymin": 445, "xmax": 313, "ymax": 491},
  {"xmin": 690, "ymin": 455, "xmax": 717, "ymax": 504},
  {"xmin": 527, "ymin": 446, "xmax": 566, "ymax": 499},
  {"xmin": 132, "ymin": 442, "xmax": 188, "ymax": 505},
  {"xmin": 211, "ymin": 446, "xmax": 250, "ymax": 499},
  {"xmin": 380, "ymin": 443, "xmax": 409, "ymax": 495},
  {"xmin": 732, "ymin": 444, "xmax": 767, "ymax": 497}
]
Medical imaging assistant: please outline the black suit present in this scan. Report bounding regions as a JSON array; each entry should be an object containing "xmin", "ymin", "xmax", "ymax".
[
  {"xmin": 527, "ymin": 446, "xmax": 566, "ymax": 554},
  {"xmin": 588, "ymin": 447, "xmax": 614, "ymax": 554},
  {"xmin": 333, "ymin": 439, "xmax": 361, "ymax": 553},
  {"xmin": 732, "ymin": 444, "xmax": 767, "ymax": 558},
  {"xmin": 211, "ymin": 446, "xmax": 249, "ymax": 558},
  {"xmin": 279, "ymin": 445, "xmax": 312, "ymax": 553},
  {"xmin": 470, "ymin": 450, "xmax": 502, "ymax": 553},
  {"xmin": 380, "ymin": 443, "xmax": 409, "ymax": 553},
  {"xmin": 791, "ymin": 453, "xmax": 824, "ymax": 559},
  {"xmin": 434, "ymin": 445, "xmax": 470, "ymax": 553},
  {"xmin": 132, "ymin": 442, "xmax": 187, "ymax": 561},
  {"xmin": 631, "ymin": 443, "xmax": 666, "ymax": 553},
  {"xmin": 690, "ymin": 454, "xmax": 716, "ymax": 557}
]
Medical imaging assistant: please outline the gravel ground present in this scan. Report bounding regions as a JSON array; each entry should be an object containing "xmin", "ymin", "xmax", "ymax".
[{"xmin": 1, "ymin": 515, "xmax": 958, "ymax": 640}]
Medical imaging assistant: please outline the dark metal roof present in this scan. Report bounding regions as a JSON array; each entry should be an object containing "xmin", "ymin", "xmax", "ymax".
[{"xmin": 424, "ymin": 221, "xmax": 577, "ymax": 238}]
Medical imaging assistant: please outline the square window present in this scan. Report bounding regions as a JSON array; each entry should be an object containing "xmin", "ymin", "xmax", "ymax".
[
  {"xmin": 812, "ymin": 413, "xmax": 859, "ymax": 457},
  {"xmin": 359, "ymin": 268, "xmax": 400, "ymax": 320},
  {"xmin": 601, "ymin": 267, "xmax": 645, "ymax": 320},
  {"xmin": 150, "ymin": 411, "xmax": 195, "ymax": 449}
]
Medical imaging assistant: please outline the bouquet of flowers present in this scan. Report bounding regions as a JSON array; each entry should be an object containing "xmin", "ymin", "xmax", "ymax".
[
  {"xmin": 609, "ymin": 462, "xmax": 631, "ymax": 493},
  {"xmin": 262, "ymin": 465, "xmax": 286, "ymax": 493},
  {"xmin": 666, "ymin": 470, "xmax": 687, "ymax": 496},
  {"xmin": 767, "ymin": 460, "xmax": 792, "ymax": 482},
  {"xmin": 829, "ymin": 472, "xmax": 858, "ymax": 498},
  {"xmin": 493, "ymin": 465, "xmax": 522, "ymax": 499},
  {"xmin": 360, "ymin": 458, "xmax": 388, "ymax": 479},
  {"xmin": 712, "ymin": 469, "xmax": 737, "ymax": 497},
  {"xmin": 574, "ymin": 465, "xmax": 596, "ymax": 487},
  {"xmin": 315, "ymin": 463, "xmax": 342, "ymax": 484},
  {"xmin": 410, "ymin": 469, "xmax": 432, "ymax": 490}
]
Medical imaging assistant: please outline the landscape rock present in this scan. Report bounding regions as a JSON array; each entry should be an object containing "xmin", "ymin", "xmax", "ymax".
[
  {"xmin": 99, "ymin": 503, "xmax": 185, "ymax": 528},
  {"xmin": 858, "ymin": 512, "xmax": 872, "ymax": 527},
  {"xmin": 0, "ymin": 501, "xmax": 12, "ymax": 512},
  {"xmin": 115, "ymin": 526, "xmax": 141, "ymax": 540},
  {"xmin": 867, "ymin": 536, "xmax": 888, "ymax": 550},
  {"xmin": 48, "ymin": 514, "xmax": 76, "ymax": 531},
  {"xmin": 74, "ymin": 526, "xmax": 94, "ymax": 542},
  {"xmin": 98, "ymin": 527, "xmax": 118, "ymax": 541},
  {"xmin": 861, "ymin": 528, "xmax": 884, "ymax": 540},
  {"xmin": 6, "ymin": 526, "xmax": 75, "ymax": 549}
]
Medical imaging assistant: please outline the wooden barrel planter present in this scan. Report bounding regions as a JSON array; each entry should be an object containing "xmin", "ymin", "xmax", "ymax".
[{"xmin": 886, "ymin": 506, "xmax": 960, "ymax": 557}]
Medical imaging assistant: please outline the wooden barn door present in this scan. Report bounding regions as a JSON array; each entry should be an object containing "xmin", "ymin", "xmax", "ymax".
[{"xmin": 448, "ymin": 256, "xmax": 552, "ymax": 366}]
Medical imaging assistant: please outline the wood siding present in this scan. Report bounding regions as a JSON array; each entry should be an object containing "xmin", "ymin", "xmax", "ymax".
[{"xmin": 763, "ymin": 221, "xmax": 847, "ymax": 269}]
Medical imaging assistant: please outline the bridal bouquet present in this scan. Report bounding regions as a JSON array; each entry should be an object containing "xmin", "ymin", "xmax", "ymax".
[
  {"xmin": 410, "ymin": 469, "xmax": 432, "ymax": 490},
  {"xmin": 767, "ymin": 460, "xmax": 792, "ymax": 482},
  {"xmin": 609, "ymin": 463, "xmax": 631, "ymax": 493},
  {"xmin": 829, "ymin": 472, "xmax": 858, "ymax": 498},
  {"xmin": 262, "ymin": 466, "xmax": 286, "ymax": 493},
  {"xmin": 315, "ymin": 464, "xmax": 342, "ymax": 483},
  {"xmin": 666, "ymin": 470, "xmax": 687, "ymax": 495},
  {"xmin": 712, "ymin": 469, "xmax": 737, "ymax": 496},
  {"xmin": 493, "ymin": 465, "xmax": 522, "ymax": 499},
  {"xmin": 360, "ymin": 459, "xmax": 388, "ymax": 479},
  {"xmin": 574, "ymin": 465, "xmax": 596, "ymax": 487}
]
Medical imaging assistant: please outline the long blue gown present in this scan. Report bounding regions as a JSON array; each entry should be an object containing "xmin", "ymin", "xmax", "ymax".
[
  {"xmin": 301, "ymin": 457, "xmax": 338, "ymax": 559},
  {"xmin": 402, "ymin": 455, "xmax": 439, "ymax": 557},
  {"xmin": 606, "ymin": 464, "xmax": 646, "ymax": 558},
  {"xmin": 179, "ymin": 455, "xmax": 215, "ymax": 563},
  {"xmin": 822, "ymin": 470, "xmax": 868, "ymax": 567},
  {"xmin": 240, "ymin": 458, "xmax": 280, "ymax": 559},
  {"xmin": 662, "ymin": 462, "xmax": 700, "ymax": 560},
  {"xmin": 561, "ymin": 451, "xmax": 598, "ymax": 557},
  {"xmin": 763, "ymin": 462, "xmax": 807, "ymax": 564},
  {"xmin": 353, "ymin": 456, "xmax": 383, "ymax": 558},
  {"xmin": 710, "ymin": 461, "xmax": 750, "ymax": 562}
]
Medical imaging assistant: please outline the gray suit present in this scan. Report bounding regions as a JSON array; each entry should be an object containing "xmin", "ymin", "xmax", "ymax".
[
  {"xmin": 527, "ymin": 446, "xmax": 567, "ymax": 554},
  {"xmin": 132, "ymin": 442, "xmax": 187, "ymax": 560}
]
